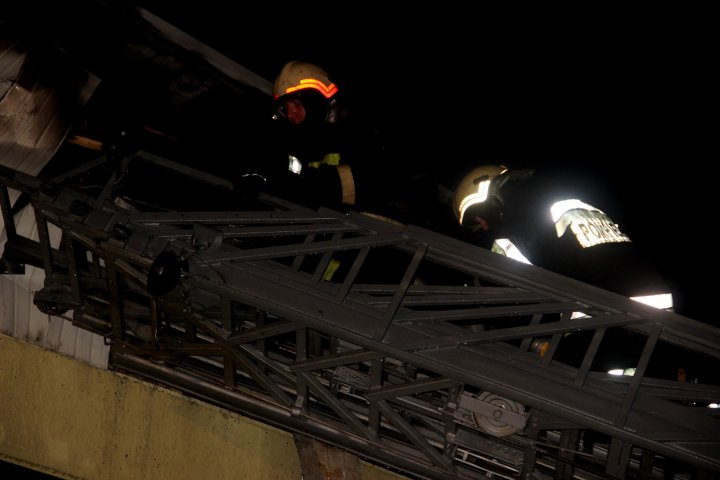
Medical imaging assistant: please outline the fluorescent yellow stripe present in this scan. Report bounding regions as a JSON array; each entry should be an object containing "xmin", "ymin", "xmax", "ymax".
[{"xmin": 322, "ymin": 258, "xmax": 341, "ymax": 281}]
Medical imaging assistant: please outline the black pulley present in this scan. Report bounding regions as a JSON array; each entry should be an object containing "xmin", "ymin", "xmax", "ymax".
[{"xmin": 147, "ymin": 251, "xmax": 186, "ymax": 296}]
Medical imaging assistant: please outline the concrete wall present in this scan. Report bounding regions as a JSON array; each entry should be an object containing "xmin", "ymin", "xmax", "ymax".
[{"xmin": 0, "ymin": 334, "xmax": 407, "ymax": 480}]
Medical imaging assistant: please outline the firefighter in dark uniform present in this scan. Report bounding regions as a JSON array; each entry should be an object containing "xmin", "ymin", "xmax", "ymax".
[
  {"xmin": 452, "ymin": 165, "xmax": 673, "ymax": 310},
  {"xmin": 261, "ymin": 60, "xmax": 395, "ymax": 218},
  {"xmin": 452, "ymin": 164, "xmax": 678, "ymax": 453},
  {"xmin": 250, "ymin": 61, "xmax": 408, "ymax": 283}
]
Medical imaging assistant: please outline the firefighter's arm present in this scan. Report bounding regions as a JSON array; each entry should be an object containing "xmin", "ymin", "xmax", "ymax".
[
  {"xmin": 300, "ymin": 163, "xmax": 355, "ymax": 209},
  {"xmin": 305, "ymin": 153, "xmax": 355, "ymax": 206}
]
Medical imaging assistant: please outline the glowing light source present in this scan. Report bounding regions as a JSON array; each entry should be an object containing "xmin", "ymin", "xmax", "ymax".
[
  {"xmin": 630, "ymin": 293, "xmax": 674, "ymax": 310},
  {"xmin": 285, "ymin": 78, "xmax": 338, "ymax": 98},
  {"xmin": 288, "ymin": 155, "xmax": 302, "ymax": 175}
]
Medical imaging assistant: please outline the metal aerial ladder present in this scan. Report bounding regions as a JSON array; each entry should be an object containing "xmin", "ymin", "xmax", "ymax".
[{"xmin": 2, "ymin": 154, "xmax": 719, "ymax": 480}]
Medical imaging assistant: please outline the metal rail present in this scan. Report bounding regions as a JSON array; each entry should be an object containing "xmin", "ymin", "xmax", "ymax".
[{"xmin": 2, "ymin": 158, "xmax": 719, "ymax": 480}]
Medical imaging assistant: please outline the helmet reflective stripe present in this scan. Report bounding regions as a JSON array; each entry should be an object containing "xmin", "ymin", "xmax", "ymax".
[
  {"xmin": 630, "ymin": 293, "xmax": 674, "ymax": 310},
  {"xmin": 273, "ymin": 61, "xmax": 338, "ymax": 100},
  {"xmin": 491, "ymin": 238, "xmax": 532, "ymax": 264},
  {"xmin": 453, "ymin": 165, "xmax": 508, "ymax": 225},
  {"xmin": 457, "ymin": 179, "xmax": 491, "ymax": 225},
  {"xmin": 284, "ymin": 78, "xmax": 338, "ymax": 99}
]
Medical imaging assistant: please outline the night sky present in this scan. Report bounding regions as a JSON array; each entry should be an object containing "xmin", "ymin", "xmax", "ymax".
[
  {"xmin": 11, "ymin": 2, "xmax": 714, "ymax": 324},
  {"xmin": 153, "ymin": 7, "xmax": 713, "ymax": 324},
  {"xmin": 129, "ymin": 3, "xmax": 716, "ymax": 324}
]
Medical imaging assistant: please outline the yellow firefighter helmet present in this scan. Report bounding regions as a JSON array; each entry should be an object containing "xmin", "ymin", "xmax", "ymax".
[
  {"xmin": 272, "ymin": 61, "xmax": 339, "ymax": 100},
  {"xmin": 453, "ymin": 165, "xmax": 508, "ymax": 226}
]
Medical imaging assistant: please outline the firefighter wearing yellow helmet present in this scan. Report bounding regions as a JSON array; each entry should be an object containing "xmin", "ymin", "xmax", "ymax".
[
  {"xmin": 266, "ymin": 61, "xmax": 389, "ymax": 216},
  {"xmin": 452, "ymin": 164, "xmax": 674, "ymax": 376},
  {"xmin": 272, "ymin": 61, "xmax": 340, "ymax": 127},
  {"xmin": 452, "ymin": 164, "xmax": 673, "ymax": 311},
  {"xmin": 273, "ymin": 61, "xmax": 339, "ymax": 102},
  {"xmin": 453, "ymin": 165, "xmax": 508, "ymax": 230}
]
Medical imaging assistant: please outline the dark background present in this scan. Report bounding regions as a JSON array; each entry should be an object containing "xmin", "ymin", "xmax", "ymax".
[
  {"xmin": 141, "ymin": 4, "xmax": 713, "ymax": 324},
  {"xmin": 0, "ymin": 6, "xmax": 715, "ymax": 478},
  {"xmin": 5, "ymin": 2, "xmax": 714, "ymax": 324}
]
